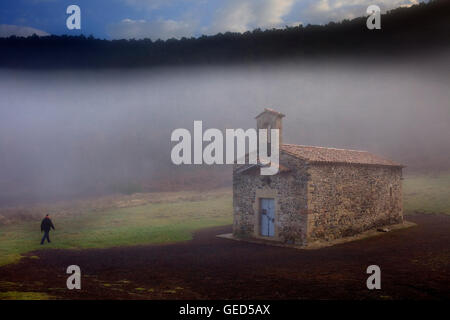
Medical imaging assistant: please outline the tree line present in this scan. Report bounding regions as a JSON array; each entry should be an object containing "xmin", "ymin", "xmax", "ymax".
[{"xmin": 0, "ymin": 0, "xmax": 449, "ymax": 69}]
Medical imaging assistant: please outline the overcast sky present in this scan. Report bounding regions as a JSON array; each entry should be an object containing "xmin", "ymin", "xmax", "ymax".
[{"xmin": 0, "ymin": 0, "xmax": 423, "ymax": 40}]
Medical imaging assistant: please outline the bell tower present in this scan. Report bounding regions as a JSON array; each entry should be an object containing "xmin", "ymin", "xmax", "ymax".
[{"xmin": 255, "ymin": 108, "xmax": 285, "ymax": 153}]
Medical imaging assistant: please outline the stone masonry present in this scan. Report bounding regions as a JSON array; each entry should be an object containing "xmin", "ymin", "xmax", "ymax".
[{"xmin": 232, "ymin": 108, "xmax": 404, "ymax": 246}]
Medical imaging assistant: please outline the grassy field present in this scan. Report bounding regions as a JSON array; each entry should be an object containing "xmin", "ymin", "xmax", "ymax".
[
  {"xmin": 0, "ymin": 189, "xmax": 232, "ymax": 266},
  {"xmin": 0, "ymin": 172, "xmax": 448, "ymax": 267},
  {"xmin": 0, "ymin": 291, "xmax": 54, "ymax": 300},
  {"xmin": 403, "ymin": 172, "xmax": 450, "ymax": 215}
]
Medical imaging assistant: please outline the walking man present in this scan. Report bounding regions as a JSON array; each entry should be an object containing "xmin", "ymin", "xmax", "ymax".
[{"xmin": 40, "ymin": 214, "xmax": 55, "ymax": 245}]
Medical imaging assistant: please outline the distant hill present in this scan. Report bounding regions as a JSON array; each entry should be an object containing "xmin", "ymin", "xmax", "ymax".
[{"xmin": 0, "ymin": 0, "xmax": 449, "ymax": 69}]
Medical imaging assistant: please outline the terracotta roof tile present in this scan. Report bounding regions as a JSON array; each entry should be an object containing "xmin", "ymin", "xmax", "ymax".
[{"xmin": 281, "ymin": 144, "xmax": 404, "ymax": 167}]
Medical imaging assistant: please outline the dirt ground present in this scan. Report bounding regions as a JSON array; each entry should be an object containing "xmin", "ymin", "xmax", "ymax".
[{"xmin": 0, "ymin": 213, "xmax": 449, "ymax": 300}]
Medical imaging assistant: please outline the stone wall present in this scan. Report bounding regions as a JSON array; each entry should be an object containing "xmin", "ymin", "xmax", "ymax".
[
  {"xmin": 256, "ymin": 112, "xmax": 284, "ymax": 145},
  {"xmin": 233, "ymin": 151, "xmax": 403, "ymax": 245},
  {"xmin": 306, "ymin": 164, "xmax": 403, "ymax": 242},
  {"xmin": 232, "ymin": 153, "xmax": 309, "ymax": 245}
]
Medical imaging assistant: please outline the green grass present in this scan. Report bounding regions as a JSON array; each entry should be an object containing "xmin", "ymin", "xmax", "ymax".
[
  {"xmin": 0, "ymin": 291, "xmax": 54, "ymax": 300},
  {"xmin": 0, "ymin": 172, "xmax": 448, "ymax": 268},
  {"xmin": 403, "ymin": 172, "xmax": 450, "ymax": 215},
  {"xmin": 0, "ymin": 191, "xmax": 232, "ymax": 266}
]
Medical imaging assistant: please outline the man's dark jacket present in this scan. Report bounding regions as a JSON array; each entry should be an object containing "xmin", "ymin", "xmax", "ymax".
[{"xmin": 41, "ymin": 217, "xmax": 55, "ymax": 232}]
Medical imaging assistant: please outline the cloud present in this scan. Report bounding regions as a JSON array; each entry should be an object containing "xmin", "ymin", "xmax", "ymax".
[
  {"xmin": 110, "ymin": 0, "xmax": 424, "ymax": 39},
  {"xmin": 0, "ymin": 24, "xmax": 50, "ymax": 38},
  {"xmin": 208, "ymin": 0, "xmax": 424, "ymax": 33},
  {"xmin": 300, "ymin": 0, "xmax": 422, "ymax": 24},
  {"xmin": 209, "ymin": 0, "xmax": 295, "ymax": 34},
  {"xmin": 108, "ymin": 18, "xmax": 197, "ymax": 40}
]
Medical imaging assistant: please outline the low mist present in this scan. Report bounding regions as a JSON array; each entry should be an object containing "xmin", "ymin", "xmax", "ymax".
[{"xmin": 1, "ymin": 53, "xmax": 449, "ymax": 205}]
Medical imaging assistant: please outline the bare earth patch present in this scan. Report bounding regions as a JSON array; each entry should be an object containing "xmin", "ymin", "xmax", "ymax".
[
  {"xmin": 218, "ymin": 221, "xmax": 417, "ymax": 249},
  {"xmin": 0, "ymin": 213, "xmax": 448, "ymax": 300}
]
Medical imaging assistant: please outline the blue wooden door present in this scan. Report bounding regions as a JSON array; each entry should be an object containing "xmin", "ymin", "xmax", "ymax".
[{"xmin": 260, "ymin": 198, "xmax": 275, "ymax": 237}]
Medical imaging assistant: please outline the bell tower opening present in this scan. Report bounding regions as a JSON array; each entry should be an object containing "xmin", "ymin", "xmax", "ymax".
[{"xmin": 255, "ymin": 108, "xmax": 285, "ymax": 156}]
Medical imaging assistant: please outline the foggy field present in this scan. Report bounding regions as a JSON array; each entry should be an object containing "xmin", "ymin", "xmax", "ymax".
[
  {"xmin": 0, "ymin": 173, "xmax": 449, "ymax": 267},
  {"xmin": 1, "ymin": 55, "xmax": 449, "ymax": 204},
  {"xmin": 0, "ymin": 189, "xmax": 232, "ymax": 266},
  {"xmin": 404, "ymin": 172, "xmax": 450, "ymax": 215}
]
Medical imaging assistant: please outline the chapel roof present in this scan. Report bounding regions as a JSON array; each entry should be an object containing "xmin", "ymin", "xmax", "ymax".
[{"xmin": 281, "ymin": 144, "xmax": 404, "ymax": 167}]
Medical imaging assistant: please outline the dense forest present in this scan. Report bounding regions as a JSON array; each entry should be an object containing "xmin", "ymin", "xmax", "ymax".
[{"xmin": 1, "ymin": 0, "xmax": 449, "ymax": 69}]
